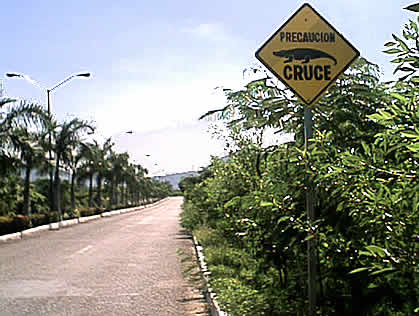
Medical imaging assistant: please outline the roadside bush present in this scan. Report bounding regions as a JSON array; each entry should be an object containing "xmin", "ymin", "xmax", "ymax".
[
  {"xmin": 209, "ymin": 264, "xmax": 236, "ymax": 279},
  {"xmin": 47, "ymin": 212, "xmax": 60, "ymax": 223},
  {"xmin": 180, "ymin": 200, "xmax": 203, "ymax": 230},
  {"xmin": 12, "ymin": 215, "xmax": 30, "ymax": 232},
  {"xmin": 211, "ymin": 278, "xmax": 268, "ymax": 316},
  {"xmin": 0, "ymin": 215, "xmax": 32, "ymax": 234},
  {"xmin": 0, "ymin": 216, "xmax": 14, "ymax": 235},
  {"xmin": 181, "ymin": 17, "xmax": 419, "ymax": 313},
  {"xmin": 205, "ymin": 247, "xmax": 253, "ymax": 269},
  {"xmin": 194, "ymin": 226, "xmax": 222, "ymax": 248},
  {"xmin": 78, "ymin": 207, "xmax": 104, "ymax": 217},
  {"xmin": 30, "ymin": 213, "xmax": 48, "ymax": 227}
]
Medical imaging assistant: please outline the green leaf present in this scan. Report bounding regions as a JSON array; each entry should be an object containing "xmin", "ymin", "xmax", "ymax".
[
  {"xmin": 405, "ymin": 4, "xmax": 419, "ymax": 12},
  {"xmin": 349, "ymin": 267, "xmax": 369, "ymax": 274},
  {"xmin": 336, "ymin": 201, "xmax": 345, "ymax": 212},
  {"xmin": 399, "ymin": 67, "xmax": 415, "ymax": 72},
  {"xmin": 399, "ymin": 73, "xmax": 411, "ymax": 81},
  {"xmin": 370, "ymin": 267, "xmax": 395, "ymax": 276},
  {"xmin": 277, "ymin": 216, "xmax": 290, "ymax": 225},
  {"xmin": 407, "ymin": 144, "xmax": 419, "ymax": 152},
  {"xmin": 401, "ymin": 132, "xmax": 419, "ymax": 139},
  {"xmin": 260, "ymin": 201, "xmax": 274, "ymax": 207},
  {"xmin": 384, "ymin": 41, "xmax": 396, "ymax": 47},
  {"xmin": 365, "ymin": 245, "xmax": 388, "ymax": 258},
  {"xmin": 383, "ymin": 48, "xmax": 402, "ymax": 54},
  {"xmin": 390, "ymin": 58, "xmax": 403, "ymax": 64},
  {"xmin": 392, "ymin": 34, "xmax": 410, "ymax": 52},
  {"xmin": 361, "ymin": 141, "xmax": 371, "ymax": 156},
  {"xmin": 304, "ymin": 234, "xmax": 315, "ymax": 241},
  {"xmin": 390, "ymin": 92, "xmax": 409, "ymax": 104},
  {"xmin": 411, "ymin": 20, "xmax": 419, "ymax": 32}
]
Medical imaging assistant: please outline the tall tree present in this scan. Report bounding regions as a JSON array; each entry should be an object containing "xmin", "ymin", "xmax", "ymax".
[
  {"xmin": 67, "ymin": 142, "xmax": 90, "ymax": 211},
  {"xmin": 52, "ymin": 118, "xmax": 93, "ymax": 220},
  {"xmin": 0, "ymin": 98, "xmax": 47, "ymax": 175},
  {"xmin": 8, "ymin": 128, "xmax": 47, "ymax": 220}
]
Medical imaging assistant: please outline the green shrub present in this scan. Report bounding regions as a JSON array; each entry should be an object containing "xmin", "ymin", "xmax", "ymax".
[
  {"xmin": 194, "ymin": 226, "xmax": 223, "ymax": 248},
  {"xmin": 79, "ymin": 207, "xmax": 96, "ymax": 217},
  {"xmin": 209, "ymin": 264, "xmax": 236, "ymax": 279},
  {"xmin": 30, "ymin": 214, "xmax": 48, "ymax": 227},
  {"xmin": 94, "ymin": 207, "xmax": 105, "ymax": 215},
  {"xmin": 47, "ymin": 212, "xmax": 60, "ymax": 223},
  {"xmin": 0, "ymin": 216, "xmax": 14, "ymax": 235},
  {"xmin": 11, "ymin": 215, "xmax": 30, "ymax": 232},
  {"xmin": 180, "ymin": 201, "xmax": 202, "ymax": 230},
  {"xmin": 205, "ymin": 247, "xmax": 247, "ymax": 268},
  {"xmin": 211, "ymin": 278, "xmax": 268, "ymax": 316},
  {"xmin": 0, "ymin": 215, "xmax": 31, "ymax": 234}
]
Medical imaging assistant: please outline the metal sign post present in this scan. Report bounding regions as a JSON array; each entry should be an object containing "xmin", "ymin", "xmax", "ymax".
[
  {"xmin": 255, "ymin": 3, "xmax": 360, "ymax": 315},
  {"xmin": 304, "ymin": 107, "xmax": 316, "ymax": 315}
]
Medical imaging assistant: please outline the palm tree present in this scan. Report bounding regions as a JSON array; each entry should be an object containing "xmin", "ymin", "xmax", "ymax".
[
  {"xmin": 126, "ymin": 163, "xmax": 148, "ymax": 205},
  {"xmin": 0, "ymin": 98, "xmax": 49, "ymax": 220},
  {"xmin": 77, "ymin": 159, "xmax": 95, "ymax": 208},
  {"xmin": 80, "ymin": 139, "xmax": 113, "ymax": 208},
  {"xmin": 8, "ymin": 127, "xmax": 47, "ymax": 220},
  {"xmin": 105, "ymin": 151, "xmax": 127, "ymax": 207},
  {"xmin": 52, "ymin": 118, "xmax": 94, "ymax": 220},
  {"xmin": 92, "ymin": 138, "xmax": 113, "ymax": 208},
  {"xmin": 67, "ymin": 142, "xmax": 90, "ymax": 211},
  {"xmin": 0, "ymin": 98, "xmax": 47, "ymax": 175}
]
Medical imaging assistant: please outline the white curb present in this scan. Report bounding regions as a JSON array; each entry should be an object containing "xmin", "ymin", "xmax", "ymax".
[
  {"xmin": 78, "ymin": 215, "xmax": 101, "ymax": 223},
  {"xmin": 61, "ymin": 219, "xmax": 79, "ymax": 228},
  {"xmin": 0, "ymin": 232, "xmax": 22, "ymax": 243},
  {"xmin": 21, "ymin": 225, "xmax": 50, "ymax": 238},
  {"xmin": 192, "ymin": 235, "xmax": 228, "ymax": 316},
  {"xmin": 49, "ymin": 222, "xmax": 60, "ymax": 230}
]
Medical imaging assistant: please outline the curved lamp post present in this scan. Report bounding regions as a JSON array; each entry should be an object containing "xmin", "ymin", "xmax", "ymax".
[
  {"xmin": 5, "ymin": 72, "xmax": 91, "ymax": 214},
  {"xmin": 6, "ymin": 72, "xmax": 90, "ymax": 117}
]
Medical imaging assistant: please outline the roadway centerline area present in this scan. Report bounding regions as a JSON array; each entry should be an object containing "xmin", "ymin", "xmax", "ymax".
[
  {"xmin": 68, "ymin": 245, "xmax": 94, "ymax": 258},
  {"xmin": 0, "ymin": 197, "xmax": 192, "ymax": 316}
]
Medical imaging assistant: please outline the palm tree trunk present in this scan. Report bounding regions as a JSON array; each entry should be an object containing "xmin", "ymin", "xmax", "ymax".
[
  {"xmin": 121, "ymin": 182, "xmax": 126, "ymax": 206},
  {"xmin": 71, "ymin": 169, "xmax": 76, "ymax": 211},
  {"xmin": 88, "ymin": 172, "xmax": 94, "ymax": 207},
  {"xmin": 115, "ymin": 181, "xmax": 120, "ymax": 205},
  {"xmin": 96, "ymin": 174, "xmax": 102, "ymax": 208},
  {"xmin": 23, "ymin": 160, "xmax": 32, "ymax": 223},
  {"xmin": 110, "ymin": 176, "xmax": 115, "ymax": 207},
  {"xmin": 53, "ymin": 154, "xmax": 62, "ymax": 221}
]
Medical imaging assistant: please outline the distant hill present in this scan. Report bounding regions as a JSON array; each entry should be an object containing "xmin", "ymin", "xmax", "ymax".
[{"xmin": 153, "ymin": 171, "xmax": 199, "ymax": 190}]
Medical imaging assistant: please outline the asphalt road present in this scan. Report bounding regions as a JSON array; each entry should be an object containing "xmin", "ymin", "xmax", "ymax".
[{"xmin": 0, "ymin": 197, "xmax": 197, "ymax": 316}]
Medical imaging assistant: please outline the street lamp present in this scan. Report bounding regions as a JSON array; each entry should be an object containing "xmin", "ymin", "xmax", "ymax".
[
  {"xmin": 5, "ymin": 71, "xmax": 91, "ymax": 213},
  {"xmin": 6, "ymin": 72, "xmax": 90, "ymax": 117}
]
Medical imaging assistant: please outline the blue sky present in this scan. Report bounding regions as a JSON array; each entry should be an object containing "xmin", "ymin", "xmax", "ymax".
[{"xmin": 1, "ymin": 0, "xmax": 415, "ymax": 175}]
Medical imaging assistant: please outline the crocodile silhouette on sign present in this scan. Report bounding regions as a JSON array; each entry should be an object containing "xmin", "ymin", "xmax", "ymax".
[{"xmin": 273, "ymin": 48, "xmax": 337, "ymax": 65}]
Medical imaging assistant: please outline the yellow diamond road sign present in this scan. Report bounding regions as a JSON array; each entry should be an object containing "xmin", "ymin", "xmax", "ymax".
[{"xmin": 255, "ymin": 3, "xmax": 360, "ymax": 105}]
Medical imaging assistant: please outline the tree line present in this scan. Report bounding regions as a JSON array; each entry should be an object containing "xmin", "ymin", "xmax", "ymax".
[{"xmin": 0, "ymin": 97, "xmax": 173, "ymax": 229}]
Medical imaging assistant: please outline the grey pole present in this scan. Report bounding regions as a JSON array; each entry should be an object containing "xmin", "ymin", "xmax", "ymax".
[
  {"xmin": 304, "ymin": 107, "xmax": 316, "ymax": 316},
  {"xmin": 47, "ymin": 89, "xmax": 54, "ymax": 213}
]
